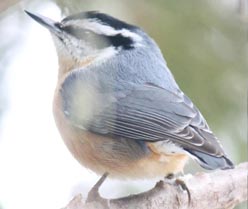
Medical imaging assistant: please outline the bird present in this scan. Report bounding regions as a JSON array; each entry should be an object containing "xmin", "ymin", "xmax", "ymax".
[{"xmin": 25, "ymin": 10, "xmax": 234, "ymax": 197}]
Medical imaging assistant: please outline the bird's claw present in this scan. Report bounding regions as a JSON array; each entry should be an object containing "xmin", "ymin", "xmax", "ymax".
[
  {"xmin": 164, "ymin": 174, "xmax": 191, "ymax": 206},
  {"xmin": 86, "ymin": 172, "xmax": 110, "ymax": 208}
]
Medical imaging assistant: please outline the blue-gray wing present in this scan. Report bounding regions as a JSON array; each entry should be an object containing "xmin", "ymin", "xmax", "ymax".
[{"xmin": 61, "ymin": 74, "xmax": 233, "ymax": 170}]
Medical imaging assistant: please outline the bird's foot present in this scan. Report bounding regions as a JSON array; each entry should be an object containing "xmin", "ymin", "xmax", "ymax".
[
  {"xmin": 86, "ymin": 172, "xmax": 110, "ymax": 208},
  {"xmin": 164, "ymin": 173, "xmax": 191, "ymax": 205}
]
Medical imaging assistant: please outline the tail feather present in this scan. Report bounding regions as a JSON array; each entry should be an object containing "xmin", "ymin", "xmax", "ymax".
[{"xmin": 184, "ymin": 149, "xmax": 234, "ymax": 170}]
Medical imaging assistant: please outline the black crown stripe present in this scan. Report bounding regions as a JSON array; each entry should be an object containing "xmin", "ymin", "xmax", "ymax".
[{"xmin": 62, "ymin": 11, "xmax": 137, "ymax": 31}]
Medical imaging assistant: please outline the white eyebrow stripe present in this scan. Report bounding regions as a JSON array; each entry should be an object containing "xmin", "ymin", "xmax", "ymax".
[{"xmin": 65, "ymin": 19, "xmax": 143, "ymax": 42}]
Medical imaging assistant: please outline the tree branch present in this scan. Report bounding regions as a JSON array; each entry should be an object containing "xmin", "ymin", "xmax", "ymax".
[{"xmin": 64, "ymin": 162, "xmax": 248, "ymax": 209}]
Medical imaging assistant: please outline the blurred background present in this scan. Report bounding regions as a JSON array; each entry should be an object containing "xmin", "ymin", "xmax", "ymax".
[{"xmin": 0, "ymin": 0, "xmax": 247, "ymax": 209}]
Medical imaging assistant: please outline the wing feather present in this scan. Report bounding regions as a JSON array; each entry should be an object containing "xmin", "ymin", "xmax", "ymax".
[{"xmin": 61, "ymin": 74, "xmax": 233, "ymax": 169}]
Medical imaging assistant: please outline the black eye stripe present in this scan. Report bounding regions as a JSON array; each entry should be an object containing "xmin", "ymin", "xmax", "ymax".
[
  {"xmin": 105, "ymin": 34, "xmax": 134, "ymax": 50},
  {"xmin": 62, "ymin": 26, "xmax": 92, "ymax": 37},
  {"xmin": 62, "ymin": 25, "xmax": 134, "ymax": 50}
]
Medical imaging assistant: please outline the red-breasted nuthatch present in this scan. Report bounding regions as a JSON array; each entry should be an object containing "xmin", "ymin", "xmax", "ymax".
[{"xmin": 25, "ymin": 11, "xmax": 234, "ymax": 181}]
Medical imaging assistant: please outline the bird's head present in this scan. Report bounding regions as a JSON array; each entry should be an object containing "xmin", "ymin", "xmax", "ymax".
[{"xmin": 25, "ymin": 11, "xmax": 150, "ymax": 74}]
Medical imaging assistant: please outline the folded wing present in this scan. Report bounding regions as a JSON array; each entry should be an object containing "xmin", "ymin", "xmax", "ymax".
[{"xmin": 61, "ymin": 73, "xmax": 234, "ymax": 170}]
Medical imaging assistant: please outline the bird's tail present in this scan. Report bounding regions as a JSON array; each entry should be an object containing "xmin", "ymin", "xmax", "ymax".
[{"xmin": 185, "ymin": 149, "xmax": 234, "ymax": 170}]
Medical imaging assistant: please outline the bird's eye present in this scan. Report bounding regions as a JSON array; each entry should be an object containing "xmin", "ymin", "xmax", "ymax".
[
  {"xmin": 62, "ymin": 25, "xmax": 87, "ymax": 39},
  {"xmin": 62, "ymin": 25, "xmax": 110, "ymax": 49},
  {"xmin": 62, "ymin": 25, "xmax": 134, "ymax": 50}
]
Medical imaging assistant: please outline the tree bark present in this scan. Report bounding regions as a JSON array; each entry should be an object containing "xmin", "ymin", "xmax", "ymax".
[{"xmin": 64, "ymin": 162, "xmax": 248, "ymax": 209}]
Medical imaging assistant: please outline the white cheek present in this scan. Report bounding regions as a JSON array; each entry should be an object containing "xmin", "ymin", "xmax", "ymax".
[
  {"xmin": 52, "ymin": 34, "xmax": 92, "ymax": 59},
  {"xmin": 52, "ymin": 35, "xmax": 69, "ymax": 57},
  {"xmin": 93, "ymin": 46, "xmax": 117, "ymax": 65}
]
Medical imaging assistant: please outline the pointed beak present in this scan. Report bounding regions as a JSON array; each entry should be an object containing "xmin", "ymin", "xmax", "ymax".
[{"xmin": 25, "ymin": 10, "xmax": 62, "ymax": 35}]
